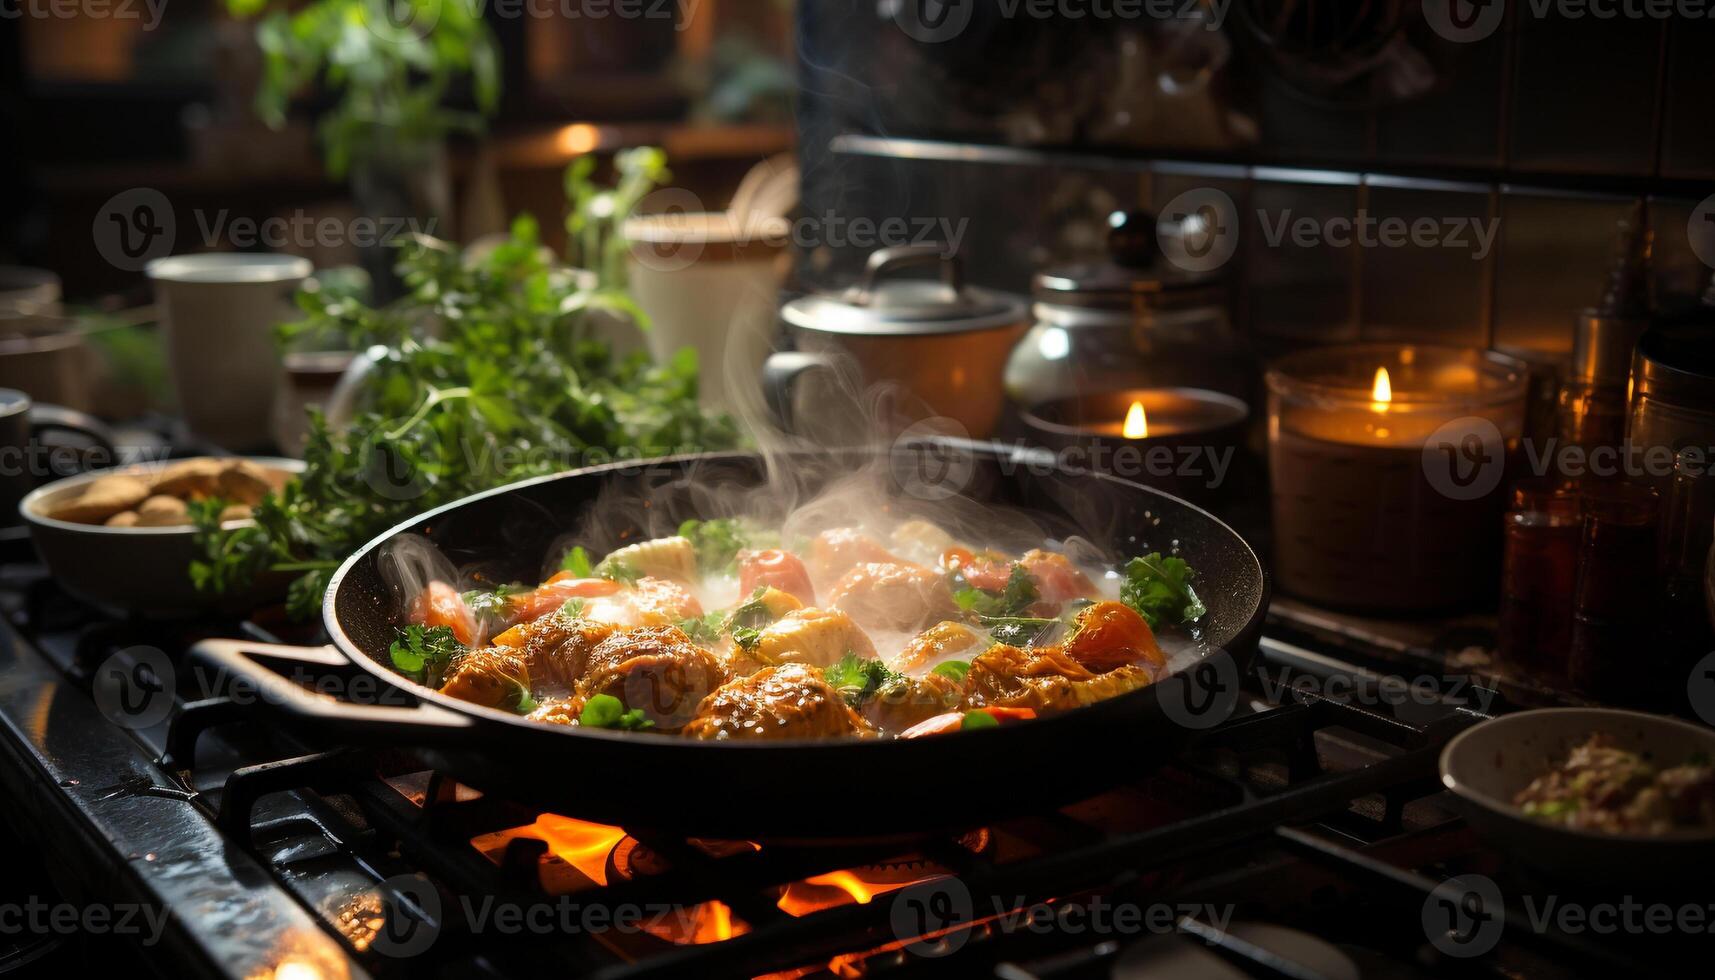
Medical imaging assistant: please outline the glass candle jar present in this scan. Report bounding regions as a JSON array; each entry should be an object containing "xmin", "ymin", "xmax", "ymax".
[{"xmin": 1266, "ymin": 344, "xmax": 1529, "ymax": 612}]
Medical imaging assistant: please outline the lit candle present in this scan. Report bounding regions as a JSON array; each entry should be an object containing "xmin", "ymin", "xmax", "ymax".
[
  {"xmin": 1018, "ymin": 387, "xmax": 1251, "ymax": 504},
  {"xmin": 1267, "ymin": 344, "xmax": 1529, "ymax": 612}
]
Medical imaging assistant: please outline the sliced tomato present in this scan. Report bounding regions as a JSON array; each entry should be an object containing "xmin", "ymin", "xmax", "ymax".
[
  {"xmin": 1019, "ymin": 550, "xmax": 1098, "ymax": 603},
  {"xmin": 1063, "ymin": 600, "xmax": 1163, "ymax": 671},
  {"xmin": 899, "ymin": 705, "xmax": 1037, "ymax": 738},
  {"xmin": 958, "ymin": 558, "xmax": 1015, "ymax": 592},
  {"xmin": 738, "ymin": 549, "xmax": 815, "ymax": 605},
  {"xmin": 507, "ymin": 577, "xmax": 624, "ymax": 625},
  {"xmin": 408, "ymin": 581, "xmax": 477, "ymax": 647}
]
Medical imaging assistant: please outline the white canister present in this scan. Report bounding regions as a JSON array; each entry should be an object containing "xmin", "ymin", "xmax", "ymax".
[
  {"xmin": 147, "ymin": 253, "xmax": 311, "ymax": 449},
  {"xmin": 623, "ymin": 213, "xmax": 789, "ymax": 415}
]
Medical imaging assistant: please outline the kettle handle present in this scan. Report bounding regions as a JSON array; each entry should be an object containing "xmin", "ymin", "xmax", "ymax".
[
  {"xmin": 842, "ymin": 245, "xmax": 963, "ymax": 307},
  {"xmin": 762, "ymin": 351, "xmax": 840, "ymax": 433}
]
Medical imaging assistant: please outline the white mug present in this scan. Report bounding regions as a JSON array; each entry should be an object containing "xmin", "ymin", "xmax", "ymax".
[{"xmin": 147, "ymin": 253, "xmax": 311, "ymax": 449}]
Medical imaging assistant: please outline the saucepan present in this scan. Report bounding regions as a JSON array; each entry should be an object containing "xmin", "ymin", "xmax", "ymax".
[{"xmin": 191, "ymin": 443, "xmax": 1268, "ymax": 841}]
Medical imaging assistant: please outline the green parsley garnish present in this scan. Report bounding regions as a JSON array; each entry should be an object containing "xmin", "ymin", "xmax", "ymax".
[
  {"xmin": 560, "ymin": 546, "xmax": 594, "ymax": 577},
  {"xmin": 955, "ymin": 564, "xmax": 1039, "ymax": 618},
  {"xmin": 595, "ymin": 557, "xmax": 642, "ymax": 585},
  {"xmin": 1119, "ymin": 553, "xmax": 1206, "ymax": 629},
  {"xmin": 731, "ymin": 626, "xmax": 762, "ymax": 652},
  {"xmin": 678, "ymin": 518, "xmax": 748, "ymax": 573},
  {"xmin": 387, "ymin": 624, "xmax": 465, "ymax": 687},
  {"xmin": 961, "ymin": 710, "xmax": 999, "ymax": 730},
  {"xmin": 578, "ymin": 693, "xmax": 654, "ymax": 730},
  {"xmin": 823, "ymin": 653, "xmax": 904, "ymax": 708},
  {"xmin": 931, "ymin": 660, "xmax": 971, "ymax": 683}
]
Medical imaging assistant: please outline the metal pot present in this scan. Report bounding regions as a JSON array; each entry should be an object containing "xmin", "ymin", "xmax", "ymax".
[
  {"xmin": 1004, "ymin": 211, "xmax": 1241, "ymax": 408},
  {"xmin": 767, "ymin": 246, "xmax": 1028, "ymax": 438}
]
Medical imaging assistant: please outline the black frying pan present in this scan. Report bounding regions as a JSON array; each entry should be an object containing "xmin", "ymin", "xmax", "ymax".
[{"xmin": 193, "ymin": 444, "xmax": 1268, "ymax": 841}]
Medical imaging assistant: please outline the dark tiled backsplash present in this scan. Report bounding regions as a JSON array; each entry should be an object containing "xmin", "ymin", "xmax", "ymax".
[{"xmin": 798, "ymin": 9, "xmax": 1715, "ymax": 362}]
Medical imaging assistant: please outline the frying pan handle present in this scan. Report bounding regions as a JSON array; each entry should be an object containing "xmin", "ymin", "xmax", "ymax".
[{"xmin": 188, "ymin": 639, "xmax": 475, "ymax": 740}]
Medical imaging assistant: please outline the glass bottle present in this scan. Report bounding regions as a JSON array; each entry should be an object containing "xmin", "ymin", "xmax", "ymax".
[{"xmin": 1498, "ymin": 480, "xmax": 1581, "ymax": 689}]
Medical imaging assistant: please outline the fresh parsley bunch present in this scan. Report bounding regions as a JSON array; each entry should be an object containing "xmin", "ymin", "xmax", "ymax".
[{"xmin": 191, "ymin": 179, "xmax": 741, "ymax": 619}]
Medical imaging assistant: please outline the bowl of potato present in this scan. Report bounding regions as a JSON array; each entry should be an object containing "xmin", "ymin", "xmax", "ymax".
[{"xmin": 20, "ymin": 456, "xmax": 302, "ymax": 616}]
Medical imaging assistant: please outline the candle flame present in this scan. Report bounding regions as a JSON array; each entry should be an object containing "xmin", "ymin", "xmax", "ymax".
[
  {"xmin": 1371, "ymin": 366, "xmax": 1392, "ymax": 411},
  {"xmin": 1123, "ymin": 400, "xmax": 1148, "ymax": 439}
]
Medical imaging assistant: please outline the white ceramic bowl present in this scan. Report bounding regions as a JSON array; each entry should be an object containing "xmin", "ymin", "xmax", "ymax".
[
  {"xmin": 1440, "ymin": 707, "xmax": 1715, "ymax": 886},
  {"xmin": 20, "ymin": 457, "xmax": 303, "ymax": 617}
]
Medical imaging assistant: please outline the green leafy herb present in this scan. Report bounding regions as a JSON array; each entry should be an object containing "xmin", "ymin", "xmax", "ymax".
[
  {"xmin": 226, "ymin": 0, "xmax": 501, "ymax": 178},
  {"xmin": 188, "ymin": 156, "xmax": 740, "ymax": 620},
  {"xmin": 511, "ymin": 680, "xmax": 538, "ymax": 715},
  {"xmin": 731, "ymin": 626, "xmax": 762, "ymax": 653},
  {"xmin": 678, "ymin": 518, "xmax": 748, "ymax": 574},
  {"xmin": 578, "ymin": 693, "xmax": 654, "ymax": 731},
  {"xmin": 1119, "ymin": 554, "xmax": 1207, "ymax": 629},
  {"xmin": 961, "ymin": 710, "xmax": 999, "ymax": 731},
  {"xmin": 560, "ymin": 597, "xmax": 588, "ymax": 619},
  {"xmin": 955, "ymin": 564, "xmax": 1039, "ymax": 619},
  {"xmin": 823, "ymin": 653, "xmax": 904, "ymax": 708},
  {"xmin": 677, "ymin": 611, "xmax": 726, "ymax": 645},
  {"xmin": 724, "ymin": 586, "xmax": 775, "ymax": 631},
  {"xmin": 979, "ymin": 615, "xmax": 1060, "ymax": 648},
  {"xmin": 1522, "ymin": 799, "xmax": 1581, "ymax": 820},
  {"xmin": 387, "ymin": 624, "xmax": 465, "ymax": 687},
  {"xmin": 461, "ymin": 584, "xmax": 525, "ymax": 620},
  {"xmin": 595, "ymin": 558, "xmax": 642, "ymax": 585},
  {"xmin": 560, "ymin": 546, "xmax": 594, "ymax": 577},
  {"xmin": 931, "ymin": 660, "xmax": 972, "ymax": 684}
]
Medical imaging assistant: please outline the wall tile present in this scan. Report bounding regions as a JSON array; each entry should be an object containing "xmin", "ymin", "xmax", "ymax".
[
  {"xmin": 1374, "ymin": 30, "xmax": 1507, "ymax": 169},
  {"xmin": 1243, "ymin": 179, "xmax": 1361, "ymax": 344},
  {"xmin": 1508, "ymin": 17, "xmax": 1663, "ymax": 175},
  {"xmin": 1357, "ymin": 183, "xmax": 1495, "ymax": 347},
  {"xmin": 1661, "ymin": 21, "xmax": 1715, "ymax": 180},
  {"xmin": 1491, "ymin": 192, "xmax": 1636, "ymax": 356}
]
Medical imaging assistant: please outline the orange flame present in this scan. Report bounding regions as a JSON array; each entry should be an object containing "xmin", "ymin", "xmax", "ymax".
[
  {"xmin": 527, "ymin": 815, "xmax": 628, "ymax": 886},
  {"xmin": 1122, "ymin": 400, "xmax": 1148, "ymax": 439},
  {"xmin": 1371, "ymin": 366, "xmax": 1392, "ymax": 411}
]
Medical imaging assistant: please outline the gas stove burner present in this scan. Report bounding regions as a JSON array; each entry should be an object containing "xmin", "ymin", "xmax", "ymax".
[
  {"xmin": 608, "ymin": 835, "xmax": 757, "ymax": 881},
  {"xmin": 607, "ymin": 827, "xmax": 991, "ymax": 884}
]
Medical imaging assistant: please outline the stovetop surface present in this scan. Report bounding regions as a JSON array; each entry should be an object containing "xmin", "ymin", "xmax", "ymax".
[{"xmin": 0, "ymin": 551, "xmax": 1702, "ymax": 980}]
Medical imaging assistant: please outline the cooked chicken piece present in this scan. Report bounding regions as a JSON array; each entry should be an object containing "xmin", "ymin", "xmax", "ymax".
[
  {"xmin": 963, "ymin": 644, "xmax": 1156, "ymax": 715},
  {"xmin": 570, "ymin": 576, "xmax": 705, "ymax": 629},
  {"xmin": 438, "ymin": 648, "xmax": 531, "ymax": 710},
  {"xmin": 682, "ymin": 663, "xmax": 875, "ymax": 740},
  {"xmin": 891, "ymin": 620, "xmax": 982, "ymax": 673},
  {"xmin": 863, "ymin": 671, "xmax": 963, "ymax": 735},
  {"xmin": 516, "ymin": 610, "xmax": 619, "ymax": 692},
  {"xmin": 752, "ymin": 606, "xmax": 877, "ymax": 668},
  {"xmin": 888, "ymin": 519, "xmax": 959, "ymax": 566},
  {"xmin": 579, "ymin": 626, "xmax": 729, "ymax": 731},
  {"xmin": 601, "ymin": 535, "xmax": 696, "ymax": 583},
  {"xmin": 808, "ymin": 528, "xmax": 900, "ymax": 585},
  {"xmin": 1063, "ymin": 600, "xmax": 1163, "ymax": 672},
  {"xmin": 627, "ymin": 576, "xmax": 705, "ymax": 626},
  {"xmin": 525, "ymin": 696, "xmax": 587, "ymax": 726},
  {"xmin": 828, "ymin": 562, "xmax": 960, "ymax": 635}
]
